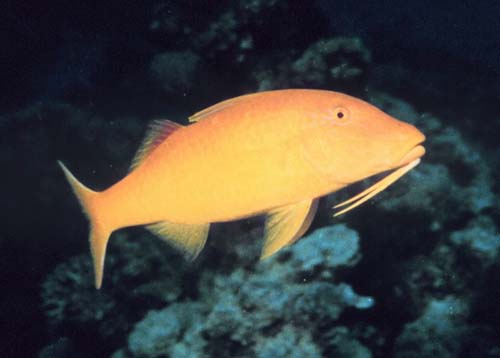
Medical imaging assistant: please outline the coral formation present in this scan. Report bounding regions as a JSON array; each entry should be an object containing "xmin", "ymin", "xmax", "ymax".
[
  {"xmin": 400, "ymin": 215, "xmax": 500, "ymax": 312},
  {"xmin": 254, "ymin": 325, "xmax": 322, "ymax": 358},
  {"xmin": 254, "ymin": 36, "xmax": 371, "ymax": 91},
  {"xmin": 394, "ymin": 296, "xmax": 469, "ymax": 358},
  {"xmin": 291, "ymin": 37, "xmax": 371, "ymax": 85},
  {"xmin": 322, "ymin": 326, "xmax": 372, "ymax": 358},
  {"xmin": 42, "ymin": 225, "xmax": 373, "ymax": 357},
  {"xmin": 146, "ymin": 1, "xmax": 368, "ymax": 95},
  {"xmin": 369, "ymin": 92, "xmax": 494, "ymax": 225},
  {"xmin": 125, "ymin": 302, "xmax": 206, "ymax": 358},
  {"xmin": 252, "ymin": 36, "xmax": 371, "ymax": 92},
  {"xmin": 41, "ymin": 232, "xmax": 187, "ymax": 354}
]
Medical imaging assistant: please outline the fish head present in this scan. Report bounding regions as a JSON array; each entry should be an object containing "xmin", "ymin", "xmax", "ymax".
[{"xmin": 303, "ymin": 91, "xmax": 426, "ymax": 185}]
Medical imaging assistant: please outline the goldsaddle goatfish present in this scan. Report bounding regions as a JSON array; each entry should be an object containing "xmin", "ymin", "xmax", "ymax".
[{"xmin": 59, "ymin": 89, "xmax": 426, "ymax": 288}]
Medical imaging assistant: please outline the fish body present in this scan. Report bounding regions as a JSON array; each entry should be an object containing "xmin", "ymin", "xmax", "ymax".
[{"xmin": 59, "ymin": 89, "xmax": 425, "ymax": 288}]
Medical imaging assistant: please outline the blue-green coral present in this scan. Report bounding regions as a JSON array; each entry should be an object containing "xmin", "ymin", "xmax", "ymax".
[
  {"xmin": 41, "ymin": 232, "xmax": 187, "ymax": 348},
  {"xmin": 43, "ymin": 224, "xmax": 373, "ymax": 357},
  {"xmin": 117, "ymin": 225, "xmax": 373, "ymax": 357}
]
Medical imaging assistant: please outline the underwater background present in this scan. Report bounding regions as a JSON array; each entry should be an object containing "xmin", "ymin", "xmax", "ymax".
[{"xmin": 2, "ymin": 0, "xmax": 500, "ymax": 357}]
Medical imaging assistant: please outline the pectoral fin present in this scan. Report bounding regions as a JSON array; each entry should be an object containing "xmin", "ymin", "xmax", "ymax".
[
  {"xmin": 261, "ymin": 199, "xmax": 319, "ymax": 259},
  {"xmin": 146, "ymin": 221, "xmax": 210, "ymax": 260}
]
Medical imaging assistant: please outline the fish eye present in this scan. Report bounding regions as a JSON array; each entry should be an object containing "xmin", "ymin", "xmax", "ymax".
[{"xmin": 332, "ymin": 107, "xmax": 350, "ymax": 122}]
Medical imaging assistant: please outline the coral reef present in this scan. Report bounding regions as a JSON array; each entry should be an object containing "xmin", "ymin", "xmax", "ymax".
[
  {"xmin": 394, "ymin": 295, "xmax": 500, "ymax": 358},
  {"xmin": 368, "ymin": 92, "xmax": 494, "ymax": 226},
  {"xmin": 125, "ymin": 302, "xmax": 206, "ymax": 358},
  {"xmin": 42, "ymin": 225, "xmax": 373, "ymax": 357},
  {"xmin": 254, "ymin": 37, "xmax": 371, "ymax": 91},
  {"xmin": 150, "ymin": 0, "xmax": 328, "ymax": 64},
  {"xmin": 254, "ymin": 325, "xmax": 322, "ymax": 358},
  {"xmin": 394, "ymin": 296, "xmax": 469, "ymax": 358},
  {"xmin": 400, "ymin": 215, "xmax": 500, "ymax": 313},
  {"xmin": 290, "ymin": 37, "xmax": 371, "ymax": 86},
  {"xmin": 322, "ymin": 326, "xmax": 372, "ymax": 358},
  {"xmin": 146, "ymin": 1, "xmax": 370, "ymax": 96},
  {"xmin": 41, "ymin": 232, "xmax": 187, "ymax": 355}
]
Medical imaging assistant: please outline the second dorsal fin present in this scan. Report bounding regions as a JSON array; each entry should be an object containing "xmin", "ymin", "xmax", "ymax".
[
  {"xmin": 130, "ymin": 119, "xmax": 183, "ymax": 171},
  {"xmin": 188, "ymin": 92, "xmax": 262, "ymax": 123}
]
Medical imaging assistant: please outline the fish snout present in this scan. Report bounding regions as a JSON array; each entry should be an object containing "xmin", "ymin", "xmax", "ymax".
[
  {"xmin": 411, "ymin": 125, "xmax": 426, "ymax": 146},
  {"xmin": 396, "ymin": 125, "xmax": 426, "ymax": 167}
]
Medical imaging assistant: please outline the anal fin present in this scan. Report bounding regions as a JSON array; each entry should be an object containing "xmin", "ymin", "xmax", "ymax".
[
  {"xmin": 261, "ymin": 199, "xmax": 319, "ymax": 259},
  {"xmin": 146, "ymin": 221, "xmax": 210, "ymax": 260}
]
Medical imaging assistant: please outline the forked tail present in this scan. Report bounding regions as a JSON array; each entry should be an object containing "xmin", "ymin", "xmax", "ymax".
[{"xmin": 58, "ymin": 161, "xmax": 111, "ymax": 289}]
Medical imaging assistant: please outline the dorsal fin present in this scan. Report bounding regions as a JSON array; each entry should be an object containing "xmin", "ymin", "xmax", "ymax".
[
  {"xmin": 188, "ymin": 92, "xmax": 262, "ymax": 123},
  {"xmin": 130, "ymin": 119, "xmax": 183, "ymax": 171}
]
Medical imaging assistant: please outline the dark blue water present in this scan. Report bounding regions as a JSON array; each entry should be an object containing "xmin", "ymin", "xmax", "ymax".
[{"xmin": 2, "ymin": 1, "xmax": 499, "ymax": 357}]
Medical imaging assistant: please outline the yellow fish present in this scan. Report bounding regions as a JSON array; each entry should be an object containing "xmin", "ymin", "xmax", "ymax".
[{"xmin": 59, "ymin": 89, "xmax": 425, "ymax": 288}]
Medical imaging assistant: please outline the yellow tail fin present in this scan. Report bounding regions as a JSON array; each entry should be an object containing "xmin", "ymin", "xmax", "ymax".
[{"xmin": 58, "ymin": 161, "xmax": 111, "ymax": 289}]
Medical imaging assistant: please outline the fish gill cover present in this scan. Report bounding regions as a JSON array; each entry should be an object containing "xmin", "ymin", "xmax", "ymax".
[{"xmin": 1, "ymin": 0, "xmax": 499, "ymax": 357}]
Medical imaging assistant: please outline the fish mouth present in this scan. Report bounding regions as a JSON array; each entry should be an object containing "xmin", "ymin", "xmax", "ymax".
[
  {"xmin": 396, "ymin": 144, "xmax": 426, "ymax": 167},
  {"xmin": 332, "ymin": 141, "xmax": 426, "ymax": 217}
]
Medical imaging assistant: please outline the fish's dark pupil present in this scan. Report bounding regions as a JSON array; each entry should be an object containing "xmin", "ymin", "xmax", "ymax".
[{"xmin": 337, "ymin": 111, "xmax": 344, "ymax": 119}]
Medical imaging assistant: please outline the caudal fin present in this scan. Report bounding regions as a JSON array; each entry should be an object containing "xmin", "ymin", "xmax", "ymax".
[{"xmin": 58, "ymin": 161, "xmax": 111, "ymax": 289}]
